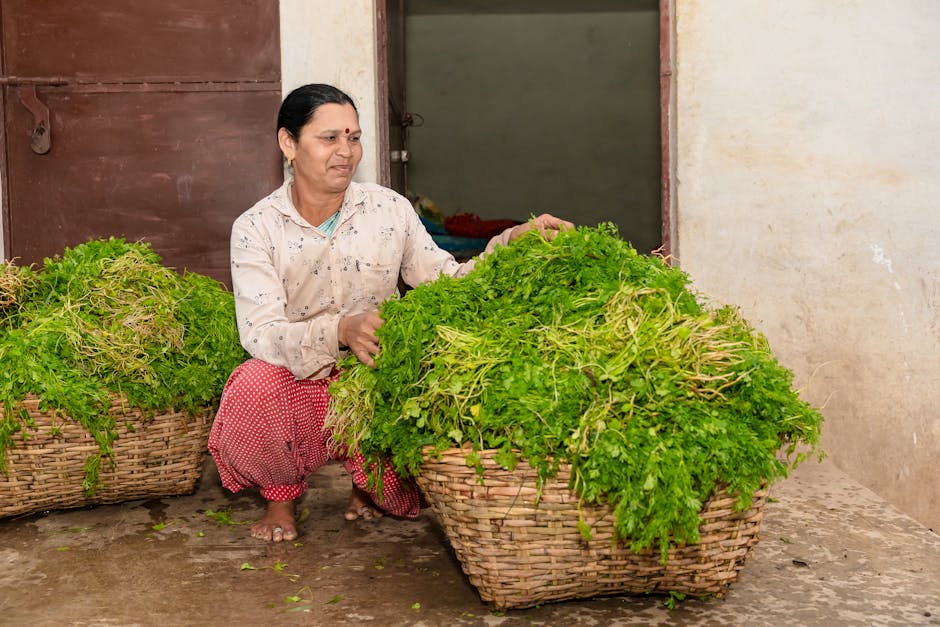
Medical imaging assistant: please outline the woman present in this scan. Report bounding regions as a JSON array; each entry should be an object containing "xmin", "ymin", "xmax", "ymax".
[{"xmin": 208, "ymin": 83, "xmax": 573, "ymax": 542}]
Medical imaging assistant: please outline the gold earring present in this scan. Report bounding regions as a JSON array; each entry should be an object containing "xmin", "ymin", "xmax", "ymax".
[{"xmin": 286, "ymin": 156, "xmax": 294, "ymax": 167}]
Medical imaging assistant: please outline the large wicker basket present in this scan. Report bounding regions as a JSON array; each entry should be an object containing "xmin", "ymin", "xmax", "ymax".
[
  {"xmin": 0, "ymin": 394, "xmax": 214, "ymax": 519},
  {"xmin": 416, "ymin": 447, "xmax": 767, "ymax": 610}
]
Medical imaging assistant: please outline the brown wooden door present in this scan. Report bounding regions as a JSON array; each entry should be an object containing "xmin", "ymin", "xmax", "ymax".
[{"xmin": 0, "ymin": 0, "xmax": 282, "ymax": 285}]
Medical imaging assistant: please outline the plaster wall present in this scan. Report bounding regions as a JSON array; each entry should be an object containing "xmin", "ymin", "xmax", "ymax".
[
  {"xmin": 673, "ymin": 0, "xmax": 940, "ymax": 530},
  {"xmin": 279, "ymin": 0, "xmax": 380, "ymax": 184}
]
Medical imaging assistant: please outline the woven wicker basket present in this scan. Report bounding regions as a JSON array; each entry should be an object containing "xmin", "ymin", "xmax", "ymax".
[
  {"xmin": 0, "ymin": 394, "xmax": 214, "ymax": 519},
  {"xmin": 416, "ymin": 447, "xmax": 767, "ymax": 610}
]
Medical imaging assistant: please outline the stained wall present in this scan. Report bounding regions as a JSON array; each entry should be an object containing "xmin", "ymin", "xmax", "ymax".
[
  {"xmin": 279, "ymin": 0, "xmax": 381, "ymax": 185},
  {"xmin": 672, "ymin": 0, "xmax": 940, "ymax": 530}
]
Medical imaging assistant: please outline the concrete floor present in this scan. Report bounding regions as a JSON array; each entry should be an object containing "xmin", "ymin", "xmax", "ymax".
[{"xmin": 1, "ymin": 456, "xmax": 938, "ymax": 627}]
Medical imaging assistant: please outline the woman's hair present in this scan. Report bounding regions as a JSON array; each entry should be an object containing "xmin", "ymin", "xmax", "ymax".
[{"xmin": 277, "ymin": 84, "xmax": 358, "ymax": 138}]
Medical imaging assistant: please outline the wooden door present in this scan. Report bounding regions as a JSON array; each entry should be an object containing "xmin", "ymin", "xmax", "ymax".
[{"xmin": 0, "ymin": 1, "xmax": 282, "ymax": 285}]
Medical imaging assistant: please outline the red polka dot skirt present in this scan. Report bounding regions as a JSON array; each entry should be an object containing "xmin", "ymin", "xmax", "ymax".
[{"xmin": 208, "ymin": 358, "xmax": 422, "ymax": 518}]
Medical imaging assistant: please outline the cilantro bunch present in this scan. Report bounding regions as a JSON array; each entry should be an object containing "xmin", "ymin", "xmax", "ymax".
[
  {"xmin": 0, "ymin": 237, "xmax": 247, "ymax": 493},
  {"xmin": 328, "ymin": 223, "xmax": 823, "ymax": 560}
]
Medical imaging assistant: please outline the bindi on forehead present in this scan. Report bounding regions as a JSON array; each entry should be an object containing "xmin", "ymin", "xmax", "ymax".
[{"xmin": 345, "ymin": 128, "xmax": 350, "ymax": 134}]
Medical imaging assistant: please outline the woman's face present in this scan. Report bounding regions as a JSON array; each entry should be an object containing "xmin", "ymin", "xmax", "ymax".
[{"xmin": 282, "ymin": 102, "xmax": 363, "ymax": 194}]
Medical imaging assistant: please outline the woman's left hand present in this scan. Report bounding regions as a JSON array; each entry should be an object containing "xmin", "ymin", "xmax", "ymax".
[
  {"xmin": 507, "ymin": 214, "xmax": 574, "ymax": 242},
  {"xmin": 338, "ymin": 311, "xmax": 383, "ymax": 367}
]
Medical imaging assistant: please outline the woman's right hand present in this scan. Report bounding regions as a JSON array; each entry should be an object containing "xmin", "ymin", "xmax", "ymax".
[{"xmin": 338, "ymin": 311, "xmax": 384, "ymax": 367}]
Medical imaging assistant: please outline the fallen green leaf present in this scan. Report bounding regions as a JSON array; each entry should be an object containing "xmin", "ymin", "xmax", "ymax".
[
  {"xmin": 664, "ymin": 591, "xmax": 687, "ymax": 609},
  {"xmin": 206, "ymin": 508, "xmax": 248, "ymax": 526}
]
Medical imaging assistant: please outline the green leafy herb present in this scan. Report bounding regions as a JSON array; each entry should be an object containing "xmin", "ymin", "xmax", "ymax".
[
  {"xmin": 328, "ymin": 223, "xmax": 824, "ymax": 561},
  {"xmin": 0, "ymin": 237, "xmax": 246, "ymax": 493},
  {"xmin": 664, "ymin": 591, "xmax": 687, "ymax": 609}
]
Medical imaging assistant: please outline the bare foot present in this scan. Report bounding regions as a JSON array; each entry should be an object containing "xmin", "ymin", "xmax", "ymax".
[
  {"xmin": 344, "ymin": 483, "xmax": 385, "ymax": 521},
  {"xmin": 250, "ymin": 500, "xmax": 298, "ymax": 542}
]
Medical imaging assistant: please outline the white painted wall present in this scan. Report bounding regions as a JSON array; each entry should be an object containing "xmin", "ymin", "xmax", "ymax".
[
  {"xmin": 673, "ymin": 0, "xmax": 940, "ymax": 530},
  {"xmin": 279, "ymin": 0, "xmax": 380, "ymax": 184}
]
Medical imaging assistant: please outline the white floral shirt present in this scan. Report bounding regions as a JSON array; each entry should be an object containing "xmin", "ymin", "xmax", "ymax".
[{"xmin": 230, "ymin": 179, "xmax": 512, "ymax": 380}]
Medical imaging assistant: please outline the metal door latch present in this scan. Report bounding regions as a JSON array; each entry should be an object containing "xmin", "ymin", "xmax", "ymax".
[
  {"xmin": 1, "ymin": 77, "xmax": 67, "ymax": 155},
  {"xmin": 17, "ymin": 84, "xmax": 52, "ymax": 154}
]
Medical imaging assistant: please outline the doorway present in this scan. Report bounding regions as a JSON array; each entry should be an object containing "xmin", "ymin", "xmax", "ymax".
[{"xmin": 380, "ymin": 0, "xmax": 663, "ymax": 255}]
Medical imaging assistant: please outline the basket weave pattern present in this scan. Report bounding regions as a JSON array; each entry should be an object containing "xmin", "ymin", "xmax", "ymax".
[
  {"xmin": 416, "ymin": 447, "xmax": 767, "ymax": 610},
  {"xmin": 1, "ymin": 394, "xmax": 213, "ymax": 518}
]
